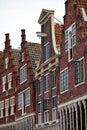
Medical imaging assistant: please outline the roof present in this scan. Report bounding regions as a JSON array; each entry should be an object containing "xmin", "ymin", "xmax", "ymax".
[
  {"xmin": 27, "ymin": 42, "xmax": 41, "ymax": 71},
  {"xmin": 38, "ymin": 9, "xmax": 54, "ymax": 24}
]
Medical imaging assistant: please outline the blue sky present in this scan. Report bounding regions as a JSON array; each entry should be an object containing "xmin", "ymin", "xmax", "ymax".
[{"xmin": 0, "ymin": 0, "xmax": 66, "ymax": 50}]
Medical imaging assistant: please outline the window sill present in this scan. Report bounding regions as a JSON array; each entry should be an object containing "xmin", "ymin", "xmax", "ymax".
[
  {"xmin": 60, "ymin": 89, "xmax": 68, "ymax": 94},
  {"xmin": 75, "ymin": 81, "xmax": 84, "ymax": 87}
]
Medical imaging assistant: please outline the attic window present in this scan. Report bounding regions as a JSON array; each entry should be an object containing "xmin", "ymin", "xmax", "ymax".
[
  {"xmin": 22, "ymin": 52, "xmax": 25, "ymax": 62},
  {"xmin": 44, "ymin": 43, "xmax": 49, "ymax": 62},
  {"xmin": 5, "ymin": 57, "xmax": 9, "ymax": 69}
]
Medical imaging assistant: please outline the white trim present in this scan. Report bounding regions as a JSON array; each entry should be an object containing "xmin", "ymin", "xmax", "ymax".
[
  {"xmin": 51, "ymin": 14, "xmax": 58, "ymax": 54},
  {"xmin": 60, "ymin": 67, "xmax": 68, "ymax": 93},
  {"xmin": 58, "ymin": 93, "xmax": 87, "ymax": 108},
  {"xmin": 20, "ymin": 64, "xmax": 27, "ymax": 84},
  {"xmin": 75, "ymin": 57, "xmax": 85, "ymax": 87},
  {"xmin": 16, "ymin": 112, "xmax": 35, "ymax": 121},
  {"xmin": 0, "ymin": 122, "xmax": 16, "ymax": 128}
]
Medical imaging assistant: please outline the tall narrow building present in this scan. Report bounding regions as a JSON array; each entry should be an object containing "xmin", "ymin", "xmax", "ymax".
[
  {"xmin": 58, "ymin": 0, "xmax": 87, "ymax": 129},
  {"xmin": 35, "ymin": 9, "xmax": 63, "ymax": 130}
]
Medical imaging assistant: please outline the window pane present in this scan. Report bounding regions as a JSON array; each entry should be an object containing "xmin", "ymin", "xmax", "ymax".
[
  {"xmin": 38, "ymin": 78, "xmax": 42, "ymax": 95},
  {"xmin": 44, "ymin": 43, "xmax": 49, "ymax": 61},
  {"xmin": 18, "ymin": 93, "xmax": 22, "ymax": 109},
  {"xmin": 25, "ymin": 89, "xmax": 30, "ymax": 106},
  {"xmin": 74, "ymin": 59, "xmax": 84, "ymax": 85},
  {"xmin": 60, "ymin": 69, "xmax": 68, "ymax": 92},
  {"xmin": 52, "ymin": 70, "xmax": 56, "ymax": 88},
  {"xmin": 44, "ymin": 74, "xmax": 49, "ymax": 92},
  {"xmin": 20, "ymin": 64, "xmax": 27, "ymax": 83},
  {"xmin": 65, "ymin": 31, "xmax": 68, "ymax": 51}
]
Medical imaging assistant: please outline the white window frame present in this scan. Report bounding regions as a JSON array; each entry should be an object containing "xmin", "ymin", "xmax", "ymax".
[
  {"xmin": 25, "ymin": 89, "xmax": 30, "ymax": 107},
  {"xmin": 8, "ymin": 73, "xmax": 12, "ymax": 89},
  {"xmin": 2, "ymin": 76, "xmax": 6, "ymax": 92},
  {"xmin": 20, "ymin": 64, "xmax": 27, "ymax": 84},
  {"xmin": 44, "ymin": 110, "xmax": 49, "ymax": 123},
  {"xmin": 38, "ymin": 113, "xmax": 42, "ymax": 124},
  {"xmin": 65, "ymin": 22, "xmax": 76, "ymax": 62},
  {"xmin": 52, "ymin": 108, "xmax": 56, "ymax": 121},
  {"xmin": 18, "ymin": 93, "xmax": 22, "ymax": 110},
  {"xmin": 38, "ymin": 77, "xmax": 42, "ymax": 95},
  {"xmin": 0, "ymin": 101, "xmax": 4, "ymax": 118},
  {"xmin": 44, "ymin": 42, "xmax": 49, "ymax": 62},
  {"xmin": 22, "ymin": 52, "xmax": 25, "ymax": 62},
  {"xmin": 5, "ymin": 99, "xmax": 9, "ymax": 117},
  {"xmin": 52, "ymin": 96, "xmax": 56, "ymax": 121},
  {"xmin": 74, "ymin": 57, "xmax": 84, "ymax": 87},
  {"xmin": 5, "ymin": 57, "xmax": 9, "ymax": 69},
  {"xmin": 18, "ymin": 89, "xmax": 30, "ymax": 115},
  {"xmin": 52, "ymin": 69, "xmax": 56, "ymax": 89},
  {"xmin": 60, "ymin": 68, "xmax": 68, "ymax": 93},
  {"xmin": 10, "ymin": 96, "xmax": 15, "ymax": 115},
  {"xmin": 44, "ymin": 73, "xmax": 49, "ymax": 93}
]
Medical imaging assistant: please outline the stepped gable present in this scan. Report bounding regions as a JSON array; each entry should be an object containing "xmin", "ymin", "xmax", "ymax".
[
  {"xmin": 27, "ymin": 42, "xmax": 41, "ymax": 71},
  {"xmin": 12, "ymin": 49, "xmax": 20, "ymax": 71},
  {"xmin": 55, "ymin": 23, "xmax": 63, "ymax": 45}
]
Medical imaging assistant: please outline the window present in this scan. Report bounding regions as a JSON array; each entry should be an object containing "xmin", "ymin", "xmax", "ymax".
[
  {"xmin": 44, "ymin": 110, "xmax": 49, "ymax": 123},
  {"xmin": 52, "ymin": 96, "xmax": 56, "ymax": 108},
  {"xmin": 44, "ymin": 43, "xmax": 49, "ymax": 61},
  {"xmin": 52, "ymin": 108, "xmax": 56, "ymax": 121},
  {"xmin": 65, "ymin": 23, "xmax": 76, "ymax": 61},
  {"xmin": 52, "ymin": 69, "xmax": 56, "ymax": 88},
  {"xmin": 20, "ymin": 64, "xmax": 27, "ymax": 84},
  {"xmin": 8, "ymin": 73, "xmax": 12, "ymax": 89},
  {"xmin": 25, "ymin": 89, "xmax": 30, "ymax": 106},
  {"xmin": 38, "ymin": 78, "xmax": 42, "ymax": 95},
  {"xmin": 2, "ymin": 76, "xmax": 6, "ymax": 92},
  {"xmin": 65, "ymin": 30, "xmax": 68, "ymax": 51},
  {"xmin": 5, "ymin": 99, "xmax": 9, "ymax": 116},
  {"xmin": 52, "ymin": 97, "xmax": 56, "ymax": 121},
  {"xmin": 38, "ymin": 113, "xmax": 42, "ymax": 124},
  {"xmin": 74, "ymin": 58, "xmax": 84, "ymax": 85},
  {"xmin": 38, "ymin": 102, "xmax": 42, "ymax": 113},
  {"xmin": 68, "ymin": 31, "xmax": 73, "ymax": 61},
  {"xmin": 18, "ymin": 93, "xmax": 22, "ymax": 109},
  {"xmin": 72, "ymin": 24, "xmax": 76, "ymax": 46},
  {"xmin": 44, "ymin": 73, "xmax": 49, "ymax": 92},
  {"xmin": 18, "ymin": 89, "xmax": 30, "ymax": 114},
  {"xmin": 22, "ymin": 52, "xmax": 25, "ymax": 62},
  {"xmin": 44, "ymin": 99, "xmax": 49, "ymax": 110},
  {"xmin": 5, "ymin": 57, "xmax": 9, "ymax": 69},
  {"xmin": 60, "ymin": 68, "xmax": 68, "ymax": 93},
  {"xmin": 0, "ymin": 101, "xmax": 4, "ymax": 118},
  {"xmin": 10, "ymin": 97, "xmax": 15, "ymax": 115},
  {"xmin": 38, "ymin": 102, "xmax": 42, "ymax": 124}
]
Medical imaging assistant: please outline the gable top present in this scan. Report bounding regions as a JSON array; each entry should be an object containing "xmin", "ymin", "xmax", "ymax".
[{"xmin": 38, "ymin": 9, "xmax": 55, "ymax": 24}]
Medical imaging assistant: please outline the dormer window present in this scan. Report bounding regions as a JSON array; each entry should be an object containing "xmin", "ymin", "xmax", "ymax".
[
  {"xmin": 5, "ymin": 57, "xmax": 9, "ymax": 69},
  {"xmin": 44, "ymin": 43, "xmax": 49, "ymax": 62},
  {"xmin": 22, "ymin": 52, "xmax": 25, "ymax": 62}
]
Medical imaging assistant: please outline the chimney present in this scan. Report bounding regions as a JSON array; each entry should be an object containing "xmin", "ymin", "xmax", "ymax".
[
  {"xmin": 21, "ymin": 29, "xmax": 26, "ymax": 42},
  {"xmin": 5, "ymin": 33, "xmax": 10, "ymax": 49}
]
